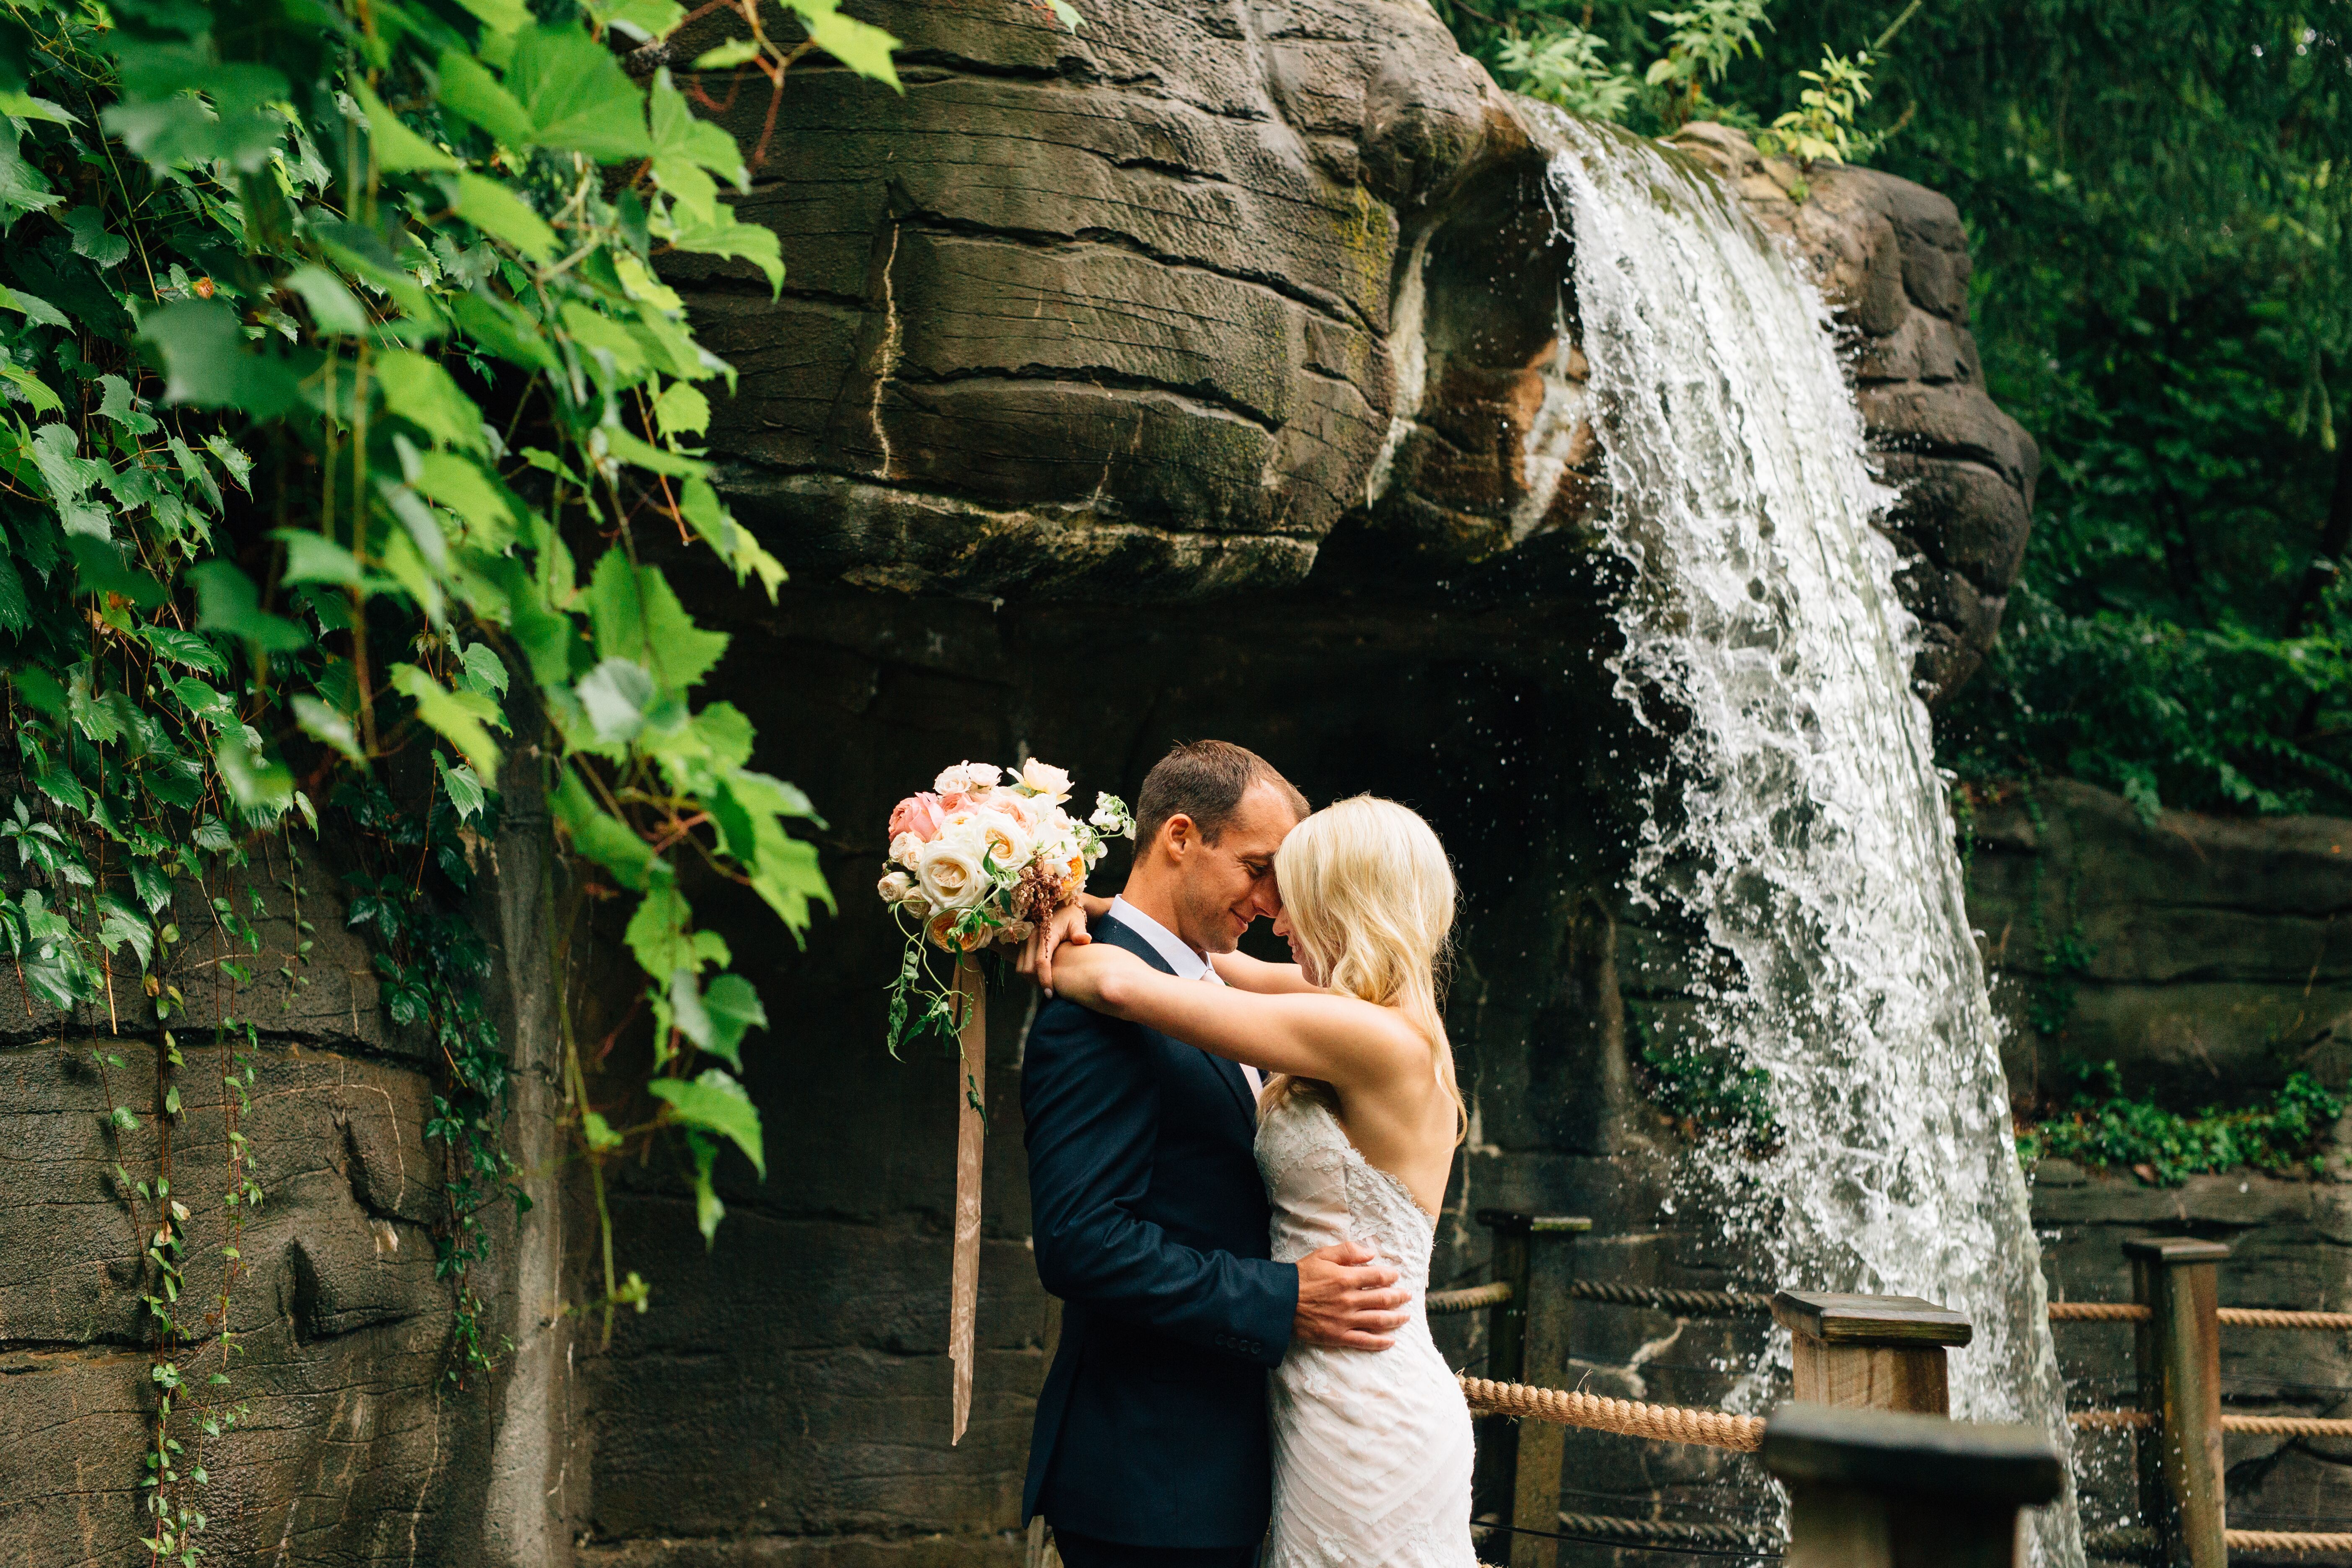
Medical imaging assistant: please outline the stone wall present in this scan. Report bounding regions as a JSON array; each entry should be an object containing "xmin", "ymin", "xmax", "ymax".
[
  {"xmin": 1976, "ymin": 779, "xmax": 2352, "ymax": 1555},
  {"xmin": 1967, "ymin": 778, "xmax": 2352, "ymax": 1109},
  {"xmin": 0, "ymin": 824, "xmax": 563, "ymax": 1567}
]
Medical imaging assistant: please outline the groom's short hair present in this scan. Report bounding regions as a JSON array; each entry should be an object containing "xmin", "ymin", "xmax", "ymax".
[{"xmin": 1135, "ymin": 741, "xmax": 1308, "ymax": 847}]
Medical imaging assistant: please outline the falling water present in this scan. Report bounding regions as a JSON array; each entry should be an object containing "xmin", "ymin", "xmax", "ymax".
[{"xmin": 1538, "ymin": 114, "xmax": 2082, "ymax": 1566}]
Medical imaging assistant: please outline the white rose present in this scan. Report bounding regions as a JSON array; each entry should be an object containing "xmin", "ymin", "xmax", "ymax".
[
  {"xmin": 914, "ymin": 828, "xmax": 989, "ymax": 911},
  {"xmin": 877, "ymin": 870, "xmax": 916, "ymax": 904},
  {"xmin": 889, "ymin": 832, "xmax": 925, "ymax": 867},
  {"xmin": 935, "ymin": 761, "xmax": 1003, "ymax": 797},
  {"xmin": 974, "ymin": 808, "xmax": 1030, "ymax": 871},
  {"xmin": 1020, "ymin": 758, "xmax": 1073, "ymax": 803}
]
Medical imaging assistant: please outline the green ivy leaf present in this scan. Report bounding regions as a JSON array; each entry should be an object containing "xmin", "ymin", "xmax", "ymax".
[
  {"xmin": 585, "ymin": 551, "xmax": 729, "ymax": 693},
  {"xmin": 390, "ymin": 663, "xmax": 505, "ymax": 775},
  {"xmin": 189, "ymin": 561, "xmax": 309, "ymax": 654},
  {"xmin": 139, "ymin": 300, "xmax": 302, "ymax": 418},
  {"xmin": 548, "ymin": 767, "xmax": 659, "ymax": 891},
  {"xmin": 787, "ymin": 0, "xmax": 903, "ymax": 88},
  {"xmin": 436, "ymin": 50, "xmax": 534, "ymax": 147},
  {"xmin": 700, "ymin": 972, "xmax": 766, "ymax": 1068},
  {"xmin": 685, "ymin": 1132, "xmax": 724, "ymax": 1242},
  {"xmin": 508, "ymin": 24, "xmax": 653, "ymax": 160},
  {"xmin": 623, "ymin": 882, "xmax": 729, "ymax": 978},
  {"xmin": 291, "ymin": 695, "xmax": 364, "ymax": 763},
  {"xmin": 282, "ymin": 264, "xmax": 370, "ymax": 336},
  {"xmin": 648, "ymin": 1069, "xmax": 763, "ymax": 1178},
  {"xmin": 376, "ymin": 350, "xmax": 486, "ymax": 452},
  {"xmin": 437, "ymin": 750, "xmax": 488, "ymax": 819},
  {"xmin": 352, "ymin": 82, "xmax": 460, "ymax": 173},
  {"xmin": 449, "ymin": 170, "xmax": 558, "ymax": 262}
]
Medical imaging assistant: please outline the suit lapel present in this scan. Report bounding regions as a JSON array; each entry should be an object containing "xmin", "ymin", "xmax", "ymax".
[{"xmin": 1095, "ymin": 913, "xmax": 1258, "ymax": 1131}]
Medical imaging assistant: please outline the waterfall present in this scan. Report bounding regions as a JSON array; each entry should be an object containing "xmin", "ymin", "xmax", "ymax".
[{"xmin": 1538, "ymin": 113, "xmax": 2083, "ymax": 1567}]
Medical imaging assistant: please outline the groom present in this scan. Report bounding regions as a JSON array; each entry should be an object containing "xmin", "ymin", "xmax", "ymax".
[{"xmin": 1020, "ymin": 740, "xmax": 1410, "ymax": 1568}]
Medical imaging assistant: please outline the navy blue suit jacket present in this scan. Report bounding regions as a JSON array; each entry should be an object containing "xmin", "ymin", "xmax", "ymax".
[{"xmin": 1020, "ymin": 912, "xmax": 1298, "ymax": 1546}]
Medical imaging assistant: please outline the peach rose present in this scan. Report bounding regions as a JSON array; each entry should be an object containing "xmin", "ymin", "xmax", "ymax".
[
  {"xmin": 889, "ymin": 792, "xmax": 947, "ymax": 842},
  {"xmin": 1019, "ymin": 759, "xmax": 1073, "ymax": 803}
]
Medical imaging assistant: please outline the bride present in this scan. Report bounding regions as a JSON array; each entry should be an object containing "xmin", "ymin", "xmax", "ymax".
[{"xmin": 1047, "ymin": 795, "xmax": 1476, "ymax": 1568}]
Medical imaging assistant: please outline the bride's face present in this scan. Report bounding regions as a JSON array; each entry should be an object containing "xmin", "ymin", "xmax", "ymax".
[{"xmin": 1272, "ymin": 899, "xmax": 1326, "ymax": 986}]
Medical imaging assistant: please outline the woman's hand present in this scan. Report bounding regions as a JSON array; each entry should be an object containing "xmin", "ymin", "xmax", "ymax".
[
  {"xmin": 1047, "ymin": 941, "xmax": 1147, "ymax": 1014},
  {"xmin": 1019, "ymin": 892, "xmax": 1112, "ymax": 993}
]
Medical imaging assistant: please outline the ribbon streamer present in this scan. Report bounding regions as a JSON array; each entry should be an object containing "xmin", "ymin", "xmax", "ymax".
[{"xmin": 950, "ymin": 956, "xmax": 986, "ymax": 1444}]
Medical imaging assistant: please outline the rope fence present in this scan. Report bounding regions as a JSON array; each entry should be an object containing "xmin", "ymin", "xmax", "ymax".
[
  {"xmin": 2048, "ymin": 1301, "xmax": 2352, "ymax": 1330},
  {"xmin": 1436, "ymin": 1221, "xmax": 2352, "ymax": 1562},
  {"xmin": 1428, "ymin": 1280, "xmax": 1514, "ymax": 1315},
  {"xmin": 2221, "ymin": 1309, "xmax": 2352, "ymax": 1331},
  {"xmin": 2226, "ymin": 1531, "xmax": 2352, "ymax": 1554},
  {"xmin": 1459, "ymin": 1374, "xmax": 1765, "ymax": 1452},
  {"xmin": 1569, "ymin": 1280, "xmax": 1776, "ymax": 1316},
  {"xmin": 2067, "ymin": 1410, "xmax": 2352, "ymax": 1437}
]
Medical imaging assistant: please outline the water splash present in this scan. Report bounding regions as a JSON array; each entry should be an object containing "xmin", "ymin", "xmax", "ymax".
[{"xmin": 1539, "ymin": 112, "xmax": 2082, "ymax": 1567}]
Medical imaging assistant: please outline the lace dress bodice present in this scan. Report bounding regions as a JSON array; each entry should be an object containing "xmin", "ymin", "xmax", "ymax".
[{"xmin": 1255, "ymin": 1093, "xmax": 1476, "ymax": 1568}]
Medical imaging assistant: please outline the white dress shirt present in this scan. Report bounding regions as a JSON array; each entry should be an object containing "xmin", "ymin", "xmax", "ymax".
[{"xmin": 1108, "ymin": 896, "xmax": 1265, "ymax": 1100}]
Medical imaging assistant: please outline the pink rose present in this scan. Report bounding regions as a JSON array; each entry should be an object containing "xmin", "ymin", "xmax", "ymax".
[{"xmin": 889, "ymin": 792, "xmax": 947, "ymax": 842}]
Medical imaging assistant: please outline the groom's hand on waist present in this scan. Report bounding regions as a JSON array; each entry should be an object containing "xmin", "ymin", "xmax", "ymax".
[{"xmin": 1292, "ymin": 1241, "xmax": 1409, "ymax": 1351}]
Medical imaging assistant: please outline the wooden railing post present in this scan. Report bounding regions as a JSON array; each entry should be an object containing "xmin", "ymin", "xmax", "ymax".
[
  {"xmin": 2125, "ymin": 1237, "xmax": 2228, "ymax": 1568},
  {"xmin": 1469, "ymin": 1209, "xmax": 1591, "ymax": 1568},
  {"xmin": 1763, "ymin": 1403, "xmax": 2063, "ymax": 1568},
  {"xmin": 1773, "ymin": 1290, "xmax": 1974, "ymax": 1414}
]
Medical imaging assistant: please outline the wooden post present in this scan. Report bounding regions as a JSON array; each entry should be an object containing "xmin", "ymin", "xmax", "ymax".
[
  {"xmin": 2125, "ymin": 1237, "xmax": 2228, "ymax": 1568},
  {"xmin": 1468, "ymin": 1209, "xmax": 1592, "ymax": 1568},
  {"xmin": 1470, "ymin": 1211, "xmax": 1530, "ymax": 1543},
  {"xmin": 1773, "ymin": 1290, "xmax": 1974, "ymax": 1415},
  {"xmin": 1763, "ymin": 1402, "xmax": 2063, "ymax": 1568},
  {"xmin": 1507, "ymin": 1216, "xmax": 1592, "ymax": 1568}
]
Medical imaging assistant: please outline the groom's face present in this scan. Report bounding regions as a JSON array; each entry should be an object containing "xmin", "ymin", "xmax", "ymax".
[{"xmin": 1173, "ymin": 782, "xmax": 1301, "ymax": 954}]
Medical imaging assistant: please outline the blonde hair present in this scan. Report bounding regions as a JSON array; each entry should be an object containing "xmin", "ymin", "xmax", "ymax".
[{"xmin": 1261, "ymin": 796, "xmax": 1466, "ymax": 1143}]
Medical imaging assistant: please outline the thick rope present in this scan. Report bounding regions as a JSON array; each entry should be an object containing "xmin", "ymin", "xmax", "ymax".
[
  {"xmin": 1428, "ymin": 1281, "xmax": 1514, "ymax": 1315},
  {"xmin": 1460, "ymin": 1374, "xmax": 1765, "ymax": 1452},
  {"xmin": 1566, "ymin": 1280, "xmax": 1776, "ymax": 1316},
  {"xmin": 2067, "ymin": 1411, "xmax": 2352, "ymax": 1436},
  {"xmin": 2046, "ymin": 1302, "xmax": 2352, "ymax": 1328},
  {"xmin": 2221, "ymin": 1309, "xmax": 2352, "ymax": 1331},
  {"xmin": 1552, "ymin": 1513, "xmax": 1781, "ymax": 1551},
  {"xmin": 2223, "ymin": 1415, "xmax": 2352, "ymax": 1437},
  {"xmin": 2226, "ymin": 1531, "xmax": 2352, "ymax": 1553}
]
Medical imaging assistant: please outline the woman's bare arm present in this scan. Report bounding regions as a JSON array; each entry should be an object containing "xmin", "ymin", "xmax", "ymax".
[
  {"xmin": 1208, "ymin": 949, "xmax": 1318, "ymax": 994},
  {"xmin": 1053, "ymin": 943, "xmax": 1423, "ymax": 1089}
]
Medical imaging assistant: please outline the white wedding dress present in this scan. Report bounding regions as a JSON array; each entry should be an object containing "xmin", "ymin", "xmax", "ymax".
[{"xmin": 1256, "ymin": 1092, "xmax": 1478, "ymax": 1568}]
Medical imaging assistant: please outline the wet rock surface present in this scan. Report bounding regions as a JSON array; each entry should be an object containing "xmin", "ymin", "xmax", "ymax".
[
  {"xmin": 1965, "ymin": 778, "xmax": 2352, "ymax": 1108},
  {"xmin": 672, "ymin": 1, "xmax": 2034, "ymax": 702}
]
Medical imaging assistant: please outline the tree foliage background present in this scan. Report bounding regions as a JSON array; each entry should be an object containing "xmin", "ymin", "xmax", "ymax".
[{"xmin": 1450, "ymin": 0, "xmax": 2352, "ymax": 817}]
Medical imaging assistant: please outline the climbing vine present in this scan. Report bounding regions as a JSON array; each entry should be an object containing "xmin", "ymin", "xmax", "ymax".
[
  {"xmin": 0, "ymin": 0, "xmax": 929, "ymax": 1553},
  {"xmin": 2018, "ymin": 1060, "xmax": 2345, "ymax": 1186}
]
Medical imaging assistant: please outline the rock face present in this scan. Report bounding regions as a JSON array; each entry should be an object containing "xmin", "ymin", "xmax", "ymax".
[
  {"xmin": 1964, "ymin": 778, "xmax": 2352, "ymax": 1108},
  {"xmin": 0, "ymin": 832, "xmax": 561, "ymax": 1568},
  {"xmin": 670, "ymin": 0, "xmax": 1526, "ymax": 601},
  {"xmin": 670, "ymin": 0, "xmax": 2035, "ymax": 700}
]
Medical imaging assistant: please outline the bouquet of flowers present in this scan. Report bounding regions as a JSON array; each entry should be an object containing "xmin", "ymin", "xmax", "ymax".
[{"xmin": 879, "ymin": 758, "xmax": 1133, "ymax": 1051}]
